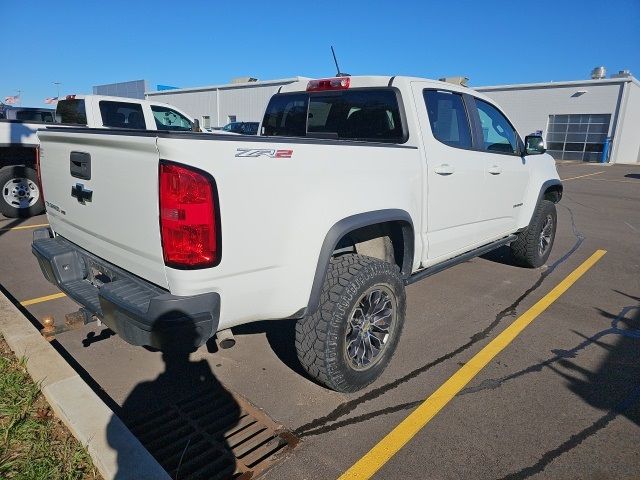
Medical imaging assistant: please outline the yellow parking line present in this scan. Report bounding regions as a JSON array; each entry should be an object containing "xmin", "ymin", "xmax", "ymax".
[
  {"xmin": 587, "ymin": 178, "xmax": 638, "ymax": 184},
  {"xmin": 20, "ymin": 292, "xmax": 67, "ymax": 307},
  {"xmin": 0, "ymin": 223, "xmax": 49, "ymax": 232},
  {"xmin": 338, "ymin": 249, "xmax": 607, "ymax": 480},
  {"xmin": 561, "ymin": 171, "xmax": 605, "ymax": 181}
]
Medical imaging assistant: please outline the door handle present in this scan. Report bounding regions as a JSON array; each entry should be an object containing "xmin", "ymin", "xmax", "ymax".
[
  {"xmin": 70, "ymin": 151, "xmax": 91, "ymax": 180},
  {"xmin": 434, "ymin": 164, "xmax": 455, "ymax": 175},
  {"xmin": 488, "ymin": 165, "xmax": 502, "ymax": 175}
]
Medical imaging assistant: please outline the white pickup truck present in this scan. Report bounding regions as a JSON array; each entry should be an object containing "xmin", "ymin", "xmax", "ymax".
[
  {"xmin": 33, "ymin": 76, "xmax": 562, "ymax": 392},
  {"xmin": 0, "ymin": 95, "xmax": 198, "ymax": 217}
]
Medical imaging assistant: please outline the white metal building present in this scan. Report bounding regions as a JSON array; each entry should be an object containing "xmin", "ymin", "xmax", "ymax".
[
  {"xmin": 136, "ymin": 71, "xmax": 639, "ymax": 164},
  {"xmin": 477, "ymin": 72, "xmax": 640, "ymax": 164},
  {"xmin": 145, "ymin": 77, "xmax": 305, "ymax": 130}
]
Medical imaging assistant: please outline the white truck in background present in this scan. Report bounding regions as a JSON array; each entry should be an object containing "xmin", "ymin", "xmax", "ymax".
[
  {"xmin": 33, "ymin": 76, "xmax": 562, "ymax": 392},
  {"xmin": 0, "ymin": 95, "xmax": 199, "ymax": 217}
]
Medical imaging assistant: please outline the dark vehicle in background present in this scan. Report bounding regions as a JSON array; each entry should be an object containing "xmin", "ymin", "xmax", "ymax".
[
  {"xmin": 221, "ymin": 121, "xmax": 259, "ymax": 135},
  {"xmin": 0, "ymin": 106, "xmax": 56, "ymax": 217},
  {"xmin": 0, "ymin": 106, "xmax": 55, "ymax": 122}
]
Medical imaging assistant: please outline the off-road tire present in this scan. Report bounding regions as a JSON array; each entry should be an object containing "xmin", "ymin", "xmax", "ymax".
[
  {"xmin": 0, "ymin": 166, "xmax": 45, "ymax": 218},
  {"xmin": 510, "ymin": 200, "xmax": 557, "ymax": 268},
  {"xmin": 295, "ymin": 254, "xmax": 406, "ymax": 392}
]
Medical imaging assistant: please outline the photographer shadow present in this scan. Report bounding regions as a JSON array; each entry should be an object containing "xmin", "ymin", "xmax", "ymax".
[{"xmin": 107, "ymin": 317, "xmax": 241, "ymax": 479}]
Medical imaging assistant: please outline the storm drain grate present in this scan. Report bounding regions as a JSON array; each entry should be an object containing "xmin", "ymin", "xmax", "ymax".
[{"xmin": 127, "ymin": 387, "xmax": 298, "ymax": 479}]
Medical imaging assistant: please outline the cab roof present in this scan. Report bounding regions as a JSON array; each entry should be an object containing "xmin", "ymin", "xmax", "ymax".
[
  {"xmin": 58, "ymin": 94, "xmax": 194, "ymax": 119},
  {"xmin": 278, "ymin": 75, "xmax": 497, "ymax": 103}
]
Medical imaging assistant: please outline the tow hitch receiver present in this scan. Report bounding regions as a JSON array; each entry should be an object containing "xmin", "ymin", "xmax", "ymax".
[{"xmin": 40, "ymin": 308, "xmax": 97, "ymax": 341}]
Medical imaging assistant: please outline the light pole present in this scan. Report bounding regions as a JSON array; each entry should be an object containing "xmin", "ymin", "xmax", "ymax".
[{"xmin": 53, "ymin": 82, "xmax": 61, "ymax": 99}]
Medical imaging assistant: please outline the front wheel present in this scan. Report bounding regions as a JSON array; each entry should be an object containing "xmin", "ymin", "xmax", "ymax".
[
  {"xmin": 295, "ymin": 254, "xmax": 406, "ymax": 392},
  {"xmin": 510, "ymin": 200, "xmax": 557, "ymax": 268},
  {"xmin": 0, "ymin": 166, "xmax": 45, "ymax": 218}
]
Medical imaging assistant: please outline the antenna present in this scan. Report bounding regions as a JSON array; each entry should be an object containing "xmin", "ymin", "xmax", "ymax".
[{"xmin": 331, "ymin": 46, "xmax": 350, "ymax": 77}]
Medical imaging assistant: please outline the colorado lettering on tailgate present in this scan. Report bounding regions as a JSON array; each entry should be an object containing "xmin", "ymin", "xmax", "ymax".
[{"xmin": 235, "ymin": 148, "xmax": 293, "ymax": 158}]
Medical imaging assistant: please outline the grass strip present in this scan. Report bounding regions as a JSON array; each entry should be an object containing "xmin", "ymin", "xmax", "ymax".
[{"xmin": 0, "ymin": 335, "xmax": 101, "ymax": 480}]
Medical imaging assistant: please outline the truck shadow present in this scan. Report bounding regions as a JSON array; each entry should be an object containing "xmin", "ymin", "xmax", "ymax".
[
  {"xmin": 548, "ymin": 303, "xmax": 640, "ymax": 426},
  {"xmin": 107, "ymin": 318, "xmax": 241, "ymax": 479},
  {"xmin": 233, "ymin": 319, "xmax": 310, "ymax": 380},
  {"xmin": 496, "ymin": 300, "xmax": 640, "ymax": 479},
  {"xmin": 0, "ymin": 217, "xmax": 27, "ymax": 238},
  {"xmin": 479, "ymin": 244, "xmax": 521, "ymax": 267}
]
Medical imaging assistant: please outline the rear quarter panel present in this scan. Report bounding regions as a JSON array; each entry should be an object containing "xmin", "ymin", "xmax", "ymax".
[{"xmin": 157, "ymin": 135, "xmax": 423, "ymax": 329}]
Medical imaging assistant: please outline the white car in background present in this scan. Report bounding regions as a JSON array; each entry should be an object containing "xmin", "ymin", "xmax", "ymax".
[{"xmin": 0, "ymin": 95, "xmax": 199, "ymax": 218}]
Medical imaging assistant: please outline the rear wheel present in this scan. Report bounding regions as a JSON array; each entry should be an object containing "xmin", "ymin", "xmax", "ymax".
[
  {"xmin": 295, "ymin": 254, "xmax": 406, "ymax": 392},
  {"xmin": 0, "ymin": 166, "xmax": 44, "ymax": 218},
  {"xmin": 510, "ymin": 200, "xmax": 557, "ymax": 268}
]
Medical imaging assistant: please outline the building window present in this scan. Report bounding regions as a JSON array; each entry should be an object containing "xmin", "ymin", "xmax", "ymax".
[
  {"xmin": 202, "ymin": 115, "xmax": 211, "ymax": 130},
  {"xmin": 546, "ymin": 114, "xmax": 611, "ymax": 162}
]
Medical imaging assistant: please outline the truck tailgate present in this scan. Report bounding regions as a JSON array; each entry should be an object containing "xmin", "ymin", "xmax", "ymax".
[{"xmin": 37, "ymin": 129, "xmax": 168, "ymax": 289}]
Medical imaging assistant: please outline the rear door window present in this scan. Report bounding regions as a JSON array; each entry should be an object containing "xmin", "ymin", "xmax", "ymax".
[
  {"xmin": 99, "ymin": 101, "xmax": 146, "ymax": 129},
  {"xmin": 151, "ymin": 105, "xmax": 192, "ymax": 131},
  {"xmin": 56, "ymin": 99, "xmax": 87, "ymax": 125},
  {"xmin": 262, "ymin": 89, "xmax": 405, "ymax": 143},
  {"xmin": 423, "ymin": 90, "xmax": 472, "ymax": 149}
]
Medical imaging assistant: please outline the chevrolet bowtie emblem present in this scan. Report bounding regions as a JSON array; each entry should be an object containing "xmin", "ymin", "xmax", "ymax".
[{"xmin": 71, "ymin": 183, "xmax": 93, "ymax": 204}]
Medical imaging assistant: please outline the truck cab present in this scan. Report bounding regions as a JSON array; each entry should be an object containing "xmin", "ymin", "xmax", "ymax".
[{"xmin": 55, "ymin": 95, "xmax": 197, "ymax": 132}]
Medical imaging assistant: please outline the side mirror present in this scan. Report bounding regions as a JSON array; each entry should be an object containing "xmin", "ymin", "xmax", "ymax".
[
  {"xmin": 524, "ymin": 135, "xmax": 546, "ymax": 155},
  {"xmin": 191, "ymin": 118, "xmax": 200, "ymax": 132}
]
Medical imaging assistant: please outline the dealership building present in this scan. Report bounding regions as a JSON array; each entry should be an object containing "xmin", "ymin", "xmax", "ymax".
[
  {"xmin": 144, "ymin": 77, "xmax": 303, "ymax": 131},
  {"xmin": 477, "ymin": 71, "xmax": 639, "ymax": 165},
  {"xmin": 96, "ymin": 69, "xmax": 639, "ymax": 164}
]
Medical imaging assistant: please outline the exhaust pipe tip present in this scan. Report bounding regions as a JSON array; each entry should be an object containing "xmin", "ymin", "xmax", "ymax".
[{"xmin": 216, "ymin": 328, "xmax": 236, "ymax": 349}]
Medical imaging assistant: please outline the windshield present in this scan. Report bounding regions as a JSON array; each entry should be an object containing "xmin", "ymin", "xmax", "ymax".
[
  {"xmin": 151, "ymin": 105, "xmax": 192, "ymax": 131},
  {"xmin": 222, "ymin": 122, "xmax": 243, "ymax": 133}
]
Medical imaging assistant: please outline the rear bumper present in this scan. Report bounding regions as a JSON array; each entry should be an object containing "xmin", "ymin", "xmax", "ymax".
[{"xmin": 31, "ymin": 229, "xmax": 219, "ymax": 350}]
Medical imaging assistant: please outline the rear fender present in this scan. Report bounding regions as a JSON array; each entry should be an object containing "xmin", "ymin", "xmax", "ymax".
[{"xmin": 306, "ymin": 209, "xmax": 414, "ymax": 316}]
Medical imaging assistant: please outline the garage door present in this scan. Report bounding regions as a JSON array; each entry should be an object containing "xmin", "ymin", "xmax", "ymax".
[{"xmin": 545, "ymin": 114, "xmax": 611, "ymax": 162}]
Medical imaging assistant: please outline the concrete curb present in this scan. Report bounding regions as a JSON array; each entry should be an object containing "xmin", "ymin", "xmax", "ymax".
[{"xmin": 0, "ymin": 292, "xmax": 171, "ymax": 480}]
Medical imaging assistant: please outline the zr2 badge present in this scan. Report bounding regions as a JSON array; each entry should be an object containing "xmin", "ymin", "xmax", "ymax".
[{"xmin": 235, "ymin": 148, "xmax": 293, "ymax": 158}]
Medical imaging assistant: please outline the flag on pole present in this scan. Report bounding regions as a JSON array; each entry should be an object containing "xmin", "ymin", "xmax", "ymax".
[
  {"xmin": 44, "ymin": 97, "xmax": 58, "ymax": 104},
  {"xmin": 4, "ymin": 95, "xmax": 20, "ymax": 105}
]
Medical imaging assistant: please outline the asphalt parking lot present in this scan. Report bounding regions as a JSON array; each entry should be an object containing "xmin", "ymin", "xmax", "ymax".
[{"xmin": 1, "ymin": 162, "xmax": 638, "ymax": 480}]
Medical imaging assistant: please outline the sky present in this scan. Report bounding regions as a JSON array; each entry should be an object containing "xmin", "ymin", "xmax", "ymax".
[{"xmin": 2, "ymin": 0, "xmax": 639, "ymax": 108}]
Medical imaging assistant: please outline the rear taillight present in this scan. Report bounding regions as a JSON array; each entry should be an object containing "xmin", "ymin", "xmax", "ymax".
[
  {"xmin": 159, "ymin": 161, "xmax": 219, "ymax": 269},
  {"xmin": 306, "ymin": 77, "xmax": 351, "ymax": 91}
]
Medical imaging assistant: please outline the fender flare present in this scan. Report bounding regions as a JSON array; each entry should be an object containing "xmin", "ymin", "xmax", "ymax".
[
  {"xmin": 523, "ymin": 179, "xmax": 563, "ymax": 228},
  {"xmin": 306, "ymin": 209, "xmax": 414, "ymax": 316}
]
